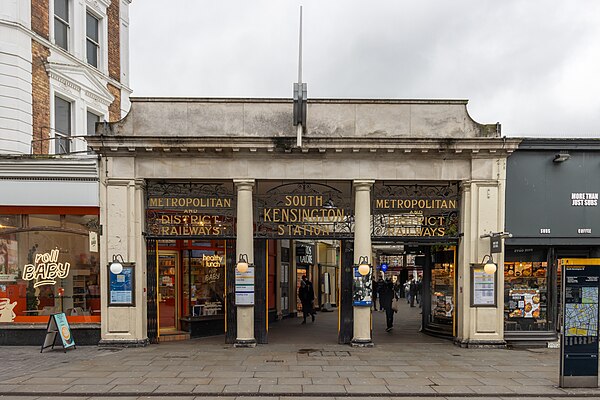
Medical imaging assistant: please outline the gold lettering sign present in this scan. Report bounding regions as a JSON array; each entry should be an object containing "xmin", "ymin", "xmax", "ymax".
[
  {"xmin": 262, "ymin": 195, "xmax": 347, "ymax": 237},
  {"xmin": 375, "ymin": 199, "xmax": 457, "ymax": 210},
  {"xmin": 148, "ymin": 197, "xmax": 231, "ymax": 209}
]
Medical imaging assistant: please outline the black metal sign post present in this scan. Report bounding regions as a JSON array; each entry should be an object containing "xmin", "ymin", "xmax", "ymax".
[{"xmin": 560, "ymin": 258, "xmax": 600, "ymax": 388}]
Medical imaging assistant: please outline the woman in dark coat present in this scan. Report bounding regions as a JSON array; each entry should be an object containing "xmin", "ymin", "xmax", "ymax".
[
  {"xmin": 378, "ymin": 278, "xmax": 396, "ymax": 332},
  {"xmin": 298, "ymin": 275, "xmax": 316, "ymax": 324}
]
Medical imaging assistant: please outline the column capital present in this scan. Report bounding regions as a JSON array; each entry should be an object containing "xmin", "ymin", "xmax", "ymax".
[
  {"xmin": 233, "ymin": 179, "xmax": 255, "ymax": 190},
  {"xmin": 353, "ymin": 180, "xmax": 375, "ymax": 190}
]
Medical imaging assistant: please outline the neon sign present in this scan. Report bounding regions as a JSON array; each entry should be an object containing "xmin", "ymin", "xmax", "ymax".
[{"xmin": 22, "ymin": 249, "xmax": 70, "ymax": 288}]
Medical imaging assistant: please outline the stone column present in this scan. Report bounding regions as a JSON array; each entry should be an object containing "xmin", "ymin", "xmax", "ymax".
[
  {"xmin": 234, "ymin": 179, "xmax": 256, "ymax": 347},
  {"xmin": 352, "ymin": 180, "xmax": 374, "ymax": 347}
]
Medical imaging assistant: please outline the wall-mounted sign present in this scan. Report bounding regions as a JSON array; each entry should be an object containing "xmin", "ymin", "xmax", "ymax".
[
  {"xmin": 296, "ymin": 244, "xmax": 315, "ymax": 265},
  {"xmin": 255, "ymin": 181, "xmax": 354, "ymax": 239},
  {"xmin": 372, "ymin": 182, "xmax": 460, "ymax": 239},
  {"xmin": 108, "ymin": 264, "xmax": 135, "ymax": 306},
  {"xmin": 470, "ymin": 265, "xmax": 497, "ymax": 307},
  {"xmin": 352, "ymin": 267, "xmax": 372, "ymax": 306},
  {"xmin": 235, "ymin": 266, "xmax": 255, "ymax": 305},
  {"xmin": 22, "ymin": 250, "xmax": 70, "ymax": 288},
  {"xmin": 145, "ymin": 182, "xmax": 235, "ymax": 238},
  {"xmin": 571, "ymin": 193, "xmax": 598, "ymax": 207}
]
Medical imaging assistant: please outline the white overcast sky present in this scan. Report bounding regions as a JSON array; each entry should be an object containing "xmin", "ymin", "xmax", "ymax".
[{"xmin": 129, "ymin": 1, "xmax": 600, "ymax": 137}]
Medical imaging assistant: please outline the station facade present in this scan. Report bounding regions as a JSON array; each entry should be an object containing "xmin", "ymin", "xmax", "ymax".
[{"xmin": 87, "ymin": 97, "xmax": 520, "ymax": 347}]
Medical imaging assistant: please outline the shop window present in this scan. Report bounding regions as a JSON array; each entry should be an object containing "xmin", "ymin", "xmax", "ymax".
[
  {"xmin": 0, "ymin": 215, "xmax": 22, "ymax": 232},
  {"xmin": 54, "ymin": 0, "xmax": 70, "ymax": 51},
  {"xmin": 504, "ymin": 261, "xmax": 549, "ymax": 331},
  {"xmin": 86, "ymin": 12, "xmax": 100, "ymax": 68},
  {"xmin": 430, "ymin": 248, "xmax": 455, "ymax": 329},
  {"xmin": 182, "ymin": 242, "xmax": 226, "ymax": 318},
  {"xmin": 0, "ymin": 216, "xmax": 100, "ymax": 324},
  {"xmin": 28, "ymin": 214, "xmax": 61, "ymax": 228}
]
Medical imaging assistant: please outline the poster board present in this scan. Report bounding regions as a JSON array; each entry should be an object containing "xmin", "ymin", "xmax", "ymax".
[
  {"xmin": 352, "ymin": 267, "xmax": 372, "ymax": 306},
  {"xmin": 470, "ymin": 264, "xmax": 497, "ymax": 307},
  {"xmin": 108, "ymin": 264, "xmax": 135, "ymax": 306},
  {"xmin": 40, "ymin": 313, "xmax": 76, "ymax": 353},
  {"xmin": 235, "ymin": 266, "xmax": 255, "ymax": 305}
]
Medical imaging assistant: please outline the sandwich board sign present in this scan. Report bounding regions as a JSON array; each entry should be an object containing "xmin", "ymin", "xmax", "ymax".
[{"xmin": 40, "ymin": 312, "xmax": 76, "ymax": 353}]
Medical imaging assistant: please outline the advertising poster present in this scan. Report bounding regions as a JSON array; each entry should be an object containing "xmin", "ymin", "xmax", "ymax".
[
  {"xmin": 53, "ymin": 312, "xmax": 76, "ymax": 348},
  {"xmin": 508, "ymin": 289, "xmax": 540, "ymax": 318},
  {"xmin": 352, "ymin": 267, "xmax": 372, "ymax": 306},
  {"xmin": 235, "ymin": 266, "xmax": 255, "ymax": 305},
  {"xmin": 0, "ymin": 239, "xmax": 18, "ymax": 282}
]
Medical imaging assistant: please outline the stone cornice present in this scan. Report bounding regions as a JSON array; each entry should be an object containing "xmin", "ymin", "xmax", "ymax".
[{"xmin": 86, "ymin": 136, "xmax": 521, "ymax": 157}]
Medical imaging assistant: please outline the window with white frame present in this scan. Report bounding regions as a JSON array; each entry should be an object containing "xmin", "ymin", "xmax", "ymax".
[
  {"xmin": 86, "ymin": 12, "xmax": 100, "ymax": 68},
  {"xmin": 86, "ymin": 111, "xmax": 101, "ymax": 136},
  {"xmin": 54, "ymin": 96, "xmax": 72, "ymax": 154},
  {"xmin": 54, "ymin": 0, "xmax": 70, "ymax": 51}
]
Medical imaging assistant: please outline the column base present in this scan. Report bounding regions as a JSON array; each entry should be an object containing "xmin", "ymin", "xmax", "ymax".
[
  {"xmin": 350, "ymin": 338, "xmax": 374, "ymax": 348},
  {"xmin": 234, "ymin": 338, "xmax": 257, "ymax": 348},
  {"xmin": 455, "ymin": 338, "xmax": 506, "ymax": 349}
]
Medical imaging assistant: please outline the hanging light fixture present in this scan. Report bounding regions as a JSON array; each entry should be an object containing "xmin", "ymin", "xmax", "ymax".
[
  {"xmin": 482, "ymin": 254, "xmax": 497, "ymax": 275},
  {"xmin": 109, "ymin": 254, "xmax": 124, "ymax": 274},
  {"xmin": 237, "ymin": 254, "xmax": 249, "ymax": 273},
  {"xmin": 358, "ymin": 255, "xmax": 370, "ymax": 276}
]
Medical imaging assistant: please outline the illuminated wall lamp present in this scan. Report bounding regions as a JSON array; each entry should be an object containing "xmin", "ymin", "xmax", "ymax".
[
  {"xmin": 481, "ymin": 254, "xmax": 497, "ymax": 275},
  {"xmin": 237, "ymin": 254, "xmax": 249, "ymax": 273},
  {"xmin": 109, "ymin": 254, "xmax": 125, "ymax": 274},
  {"xmin": 358, "ymin": 255, "xmax": 370, "ymax": 276}
]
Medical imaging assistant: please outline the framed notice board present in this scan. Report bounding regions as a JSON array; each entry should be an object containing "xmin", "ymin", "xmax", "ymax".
[
  {"xmin": 470, "ymin": 264, "xmax": 497, "ymax": 307},
  {"xmin": 108, "ymin": 264, "xmax": 135, "ymax": 306}
]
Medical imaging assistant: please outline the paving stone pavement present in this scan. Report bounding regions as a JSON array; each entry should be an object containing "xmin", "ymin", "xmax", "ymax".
[{"xmin": 1, "ymin": 303, "xmax": 599, "ymax": 399}]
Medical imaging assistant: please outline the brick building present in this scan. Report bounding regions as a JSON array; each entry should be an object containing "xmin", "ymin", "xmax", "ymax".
[{"xmin": 0, "ymin": 0, "xmax": 131, "ymax": 154}]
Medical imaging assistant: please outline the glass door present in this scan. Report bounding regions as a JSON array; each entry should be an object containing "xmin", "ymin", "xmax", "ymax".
[{"xmin": 158, "ymin": 251, "xmax": 178, "ymax": 331}]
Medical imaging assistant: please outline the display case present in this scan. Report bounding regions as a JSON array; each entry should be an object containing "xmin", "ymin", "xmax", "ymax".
[
  {"xmin": 504, "ymin": 261, "xmax": 548, "ymax": 331},
  {"xmin": 429, "ymin": 249, "xmax": 455, "ymax": 330}
]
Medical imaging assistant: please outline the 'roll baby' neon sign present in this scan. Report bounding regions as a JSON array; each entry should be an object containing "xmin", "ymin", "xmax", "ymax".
[{"xmin": 22, "ymin": 249, "xmax": 70, "ymax": 288}]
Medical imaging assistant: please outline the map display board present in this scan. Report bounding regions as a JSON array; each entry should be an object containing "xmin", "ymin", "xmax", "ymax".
[{"xmin": 560, "ymin": 259, "xmax": 600, "ymax": 388}]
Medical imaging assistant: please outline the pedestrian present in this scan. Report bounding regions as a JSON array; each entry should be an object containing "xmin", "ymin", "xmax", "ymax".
[
  {"xmin": 404, "ymin": 280, "xmax": 411, "ymax": 304},
  {"xmin": 379, "ymin": 278, "xmax": 396, "ymax": 332},
  {"xmin": 416, "ymin": 277, "xmax": 423, "ymax": 308},
  {"xmin": 409, "ymin": 279, "xmax": 417, "ymax": 307},
  {"xmin": 372, "ymin": 276, "xmax": 379, "ymax": 311},
  {"xmin": 298, "ymin": 275, "xmax": 316, "ymax": 324}
]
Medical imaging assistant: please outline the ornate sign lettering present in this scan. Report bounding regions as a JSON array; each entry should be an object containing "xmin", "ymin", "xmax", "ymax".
[
  {"xmin": 372, "ymin": 182, "xmax": 460, "ymax": 240},
  {"xmin": 145, "ymin": 182, "xmax": 235, "ymax": 238},
  {"xmin": 255, "ymin": 181, "xmax": 354, "ymax": 239}
]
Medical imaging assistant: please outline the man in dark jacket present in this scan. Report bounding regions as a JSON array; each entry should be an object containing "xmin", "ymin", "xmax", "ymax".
[
  {"xmin": 378, "ymin": 278, "xmax": 396, "ymax": 332},
  {"xmin": 298, "ymin": 275, "xmax": 316, "ymax": 324}
]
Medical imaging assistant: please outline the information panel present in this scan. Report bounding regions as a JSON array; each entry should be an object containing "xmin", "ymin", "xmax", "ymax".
[
  {"xmin": 235, "ymin": 266, "xmax": 255, "ymax": 305},
  {"xmin": 560, "ymin": 258, "xmax": 600, "ymax": 388},
  {"xmin": 108, "ymin": 264, "xmax": 135, "ymax": 306},
  {"xmin": 352, "ymin": 267, "xmax": 372, "ymax": 306},
  {"xmin": 470, "ymin": 265, "xmax": 497, "ymax": 307}
]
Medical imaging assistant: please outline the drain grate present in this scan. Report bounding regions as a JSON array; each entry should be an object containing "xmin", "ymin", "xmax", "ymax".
[{"xmin": 265, "ymin": 359, "xmax": 284, "ymax": 363}]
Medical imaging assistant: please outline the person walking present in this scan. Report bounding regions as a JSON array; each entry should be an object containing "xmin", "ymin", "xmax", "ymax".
[
  {"xmin": 416, "ymin": 277, "xmax": 423, "ymax": 308},
  {"xmin": 372, "ymin": 276, "xmax": 379, "ymax": 311},
  {"xmin": 379, "ymin": 278, "xmax": 396, "ymax": 332},
  {"xmin": 298, "ymin": 275, "xmax": 316, "ymax": 324},
  {"xmin": 409, "ymin": 279, "xmax": 417, "ymax": 307}
]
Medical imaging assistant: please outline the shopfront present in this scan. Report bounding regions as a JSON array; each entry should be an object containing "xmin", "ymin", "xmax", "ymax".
[
  {"xmin": 505, "ymin": 139, "xmax": 600, "ymax": 344},
  {"xmin": 0, "ymin": 157, "xmax": 101, "ymax": 345},
  {"xmin": 88, "ymin": 97, "xmax": 520, "ymax": 347}
]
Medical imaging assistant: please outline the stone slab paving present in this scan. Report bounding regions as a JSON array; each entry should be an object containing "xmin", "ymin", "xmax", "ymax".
[{"xmin": 1, "ymin": 308, "xmax": 600, "ymax": 398}]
